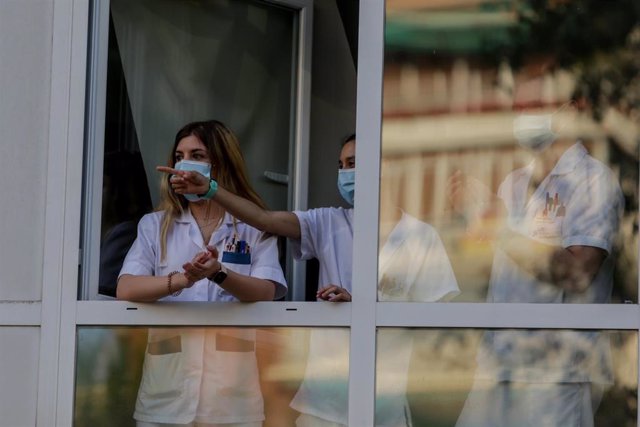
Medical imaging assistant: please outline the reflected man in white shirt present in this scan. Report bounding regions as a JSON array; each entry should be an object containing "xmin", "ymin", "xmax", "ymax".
[{"xmin": 452, "ymin": 101, "xmax": 624, "ymax": 427}]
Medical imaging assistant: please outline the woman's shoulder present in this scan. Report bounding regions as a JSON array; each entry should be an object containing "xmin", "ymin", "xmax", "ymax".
[{"xmin": 136, "ymin": 211, "xmax": 165, "ymax": 229}]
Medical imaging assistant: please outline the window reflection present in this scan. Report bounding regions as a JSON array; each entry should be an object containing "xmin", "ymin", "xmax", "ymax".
[
  {"xmin": 75, "ymin": 327, "xmax": 348, "ymax": 427},
  {"xmin": 290, "ymin": 329, "xmax": 351, "ymax": 426},
  {"xmin": 382, "ymin": 0, "xmax": 640, "ymax": 303},
  {"xmin": 379, "ymin": 211, "xmax": 459, "ymax": 302},
  {"xmin": 376, "ymin": 329, "xmax": 637, "ymax": 427}
]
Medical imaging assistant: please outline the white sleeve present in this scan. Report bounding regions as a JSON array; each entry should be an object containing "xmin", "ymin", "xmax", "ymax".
[
  {"xmin": 249, "ymin": 233, "xmax": 288, "ymax": 299},
  {"xmin": 290, "ymin": 209, "xmax": 321, "ymax": 261},
  {"xmin": 562, "ymin": 168, "xmax": 624, "ymax": 253},
  {"xmin": 118, "ymin": 214, "xmax": 158, "ymax": 278}
]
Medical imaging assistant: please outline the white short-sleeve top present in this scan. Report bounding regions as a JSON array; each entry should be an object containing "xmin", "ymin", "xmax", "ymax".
[
  {"xmin": 479, "ymin": 143, "xmax": 624, "ymax": 385},
  {"xmin": 119, "ymin": 210, "xmax": 287, "ymax": 300},
  {"xmin": 118, "ymin": 210, "xmax": 286, "ymax": 424},
  {"xmin": 291, "ymin": 207, "xmax": 354, "ymax": 291},
  {"xmin": 290, "ymin": 208, "xmax": 459, "ymax": 426}
]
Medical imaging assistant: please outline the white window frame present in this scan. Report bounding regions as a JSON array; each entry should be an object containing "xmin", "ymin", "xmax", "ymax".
[
  {"xmin": 80, "ymin": 0, "xmax": 314, "ymax": 301},
  {"xmin": 31, "ymin": 0, "xmax": 640, "ymax": 426}
]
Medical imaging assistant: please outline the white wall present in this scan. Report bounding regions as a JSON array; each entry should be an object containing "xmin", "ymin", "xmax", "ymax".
[
  {"xmin": 0, "ymin": 328, "xmax": 40, "ymax": 426},
  {"xmin": 0, "ymin": 2, "xmax": 54, "ymax": 425},
  {"xmin": 0, "ymin": 1, "xmax": 54, "ymax": 301}
]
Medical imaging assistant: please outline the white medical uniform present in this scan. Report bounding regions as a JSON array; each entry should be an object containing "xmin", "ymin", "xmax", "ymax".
[
  {"xmin": 378, "ymin": 213, "xmax": 460, "ymax": 303},
  {"xmin": 119, "ymin": 210, "xmax": 286, "ymax": 426},
  {"xmin": 457, "ymin": 143, "xmax": 624, "ymax": 427},
  {"xmin": 289, "ymin": 208, "xmax": 459, "ymax": 427}
]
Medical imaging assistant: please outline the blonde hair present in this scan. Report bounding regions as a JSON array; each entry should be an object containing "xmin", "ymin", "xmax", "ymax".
[{"xmin": 157, "ymin": 120, "xmax": 266, "ymax": 260}]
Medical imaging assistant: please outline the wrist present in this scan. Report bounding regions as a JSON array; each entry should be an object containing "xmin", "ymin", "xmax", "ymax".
[
  {"xmin": 206, "ymin": 261, "xmax": 221, "ymax": 279},
  {"xmin": 198, "ymin": 179, "xmax": 218, "ymax": 199},
  {"xmin": 197, "ymin": 180, "xmax": 209, "ymax": 196},
  {"xmin": 167, "ymin": 271, "xmax": 183, "ymax": 296},
  {"xmin": 175, "ymin": 273, "xmax": 191, "ymax": 290},
  {"xmin": 208, "ymin": 263, "xmax": 228, "ymax": 284}
]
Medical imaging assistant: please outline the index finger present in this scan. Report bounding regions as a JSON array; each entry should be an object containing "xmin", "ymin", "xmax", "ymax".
[{"xmin": 157, "ymin": 166, "xmax": 183, "ymax": 175}]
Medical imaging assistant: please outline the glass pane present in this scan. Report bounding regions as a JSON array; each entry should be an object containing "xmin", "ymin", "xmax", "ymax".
[
  {"xmin": 376, "ymin": 328, "xmax": 637, "ymax": 427},
  {"xmin": 381, "ymin": 1, "xmax": 640, "ymax": 303},
  {"xmin": 75, "ymin": 327, "xmax": 349, "ymax": 426}
]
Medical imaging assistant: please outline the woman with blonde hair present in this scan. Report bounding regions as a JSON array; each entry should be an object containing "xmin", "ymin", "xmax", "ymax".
[{"xmin": 117, "ymin": 119, "xmax": 286, "ymax": 427}]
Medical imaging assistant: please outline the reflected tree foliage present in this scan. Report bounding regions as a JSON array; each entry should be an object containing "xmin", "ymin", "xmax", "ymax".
[
  {"xmin": 383, "ymin": 1, "xmax": 640, "ymax": 426},
  {"xmin": 75, "ymin": 328, "xmax": 147, "ymax": 427}
]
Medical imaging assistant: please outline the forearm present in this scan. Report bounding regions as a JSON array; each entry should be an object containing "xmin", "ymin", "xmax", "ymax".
[
  {"xmin": 497, "ymin": 229, "xmax": 605, "ymax": 291},
  {"xmin": 116, "ymin": 273, "xmax": 189, "ymax": 302},
  {"xmin": 161, "ymin": 167, "xmax": 302, "ymax": 239},
  {"xmin": 214, "ymin": 186, "xmax": 273, "ymax": 232},
  {"xmin": 217, "ymin": 270, "xmax": 276, "ymax": 302},
  {"xmin": 497, "ymin": 229, "xmax": 555, "ymax": 279},
  {"xmin": 214, "ymin": 187, "xmax": 301, "ymax": 239}
]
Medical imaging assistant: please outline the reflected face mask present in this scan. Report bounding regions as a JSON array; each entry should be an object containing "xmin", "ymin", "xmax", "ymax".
[
  {"xmin": 337, "ymin": 168, "xmax": 355, "ymax": 206},
  {"xmin": 513, "ymin": 114, "xmax": 557, "ymax": 152},
  {"xmin": 173, "ymin": 160, "xmax": 211, "ymax": 202}
]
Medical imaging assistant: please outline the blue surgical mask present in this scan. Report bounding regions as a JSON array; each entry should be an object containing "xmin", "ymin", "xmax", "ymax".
[
  {"xmin": 337, "ymin": 168, "xmax": 355, "ymax": 206},
  {"xmin": 174, "ymin": 160, "xmax": 211, "ymax": 201},
  {"xmin": 513, "ymin": 114, "xmax": 557, "ymax": 152}
]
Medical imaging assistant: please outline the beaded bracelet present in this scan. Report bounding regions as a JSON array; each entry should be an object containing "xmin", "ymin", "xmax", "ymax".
[{"xmin": 167, "ymin": 271, "xmax": 182, "ymax": 296}]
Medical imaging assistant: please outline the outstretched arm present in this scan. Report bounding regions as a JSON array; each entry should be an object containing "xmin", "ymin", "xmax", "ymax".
[
  {"xmin": 214, "ymin": 186, "xmax": 301, "ymax": 240},
  {"xmin": 157, "ymin": 166, "xmax": 301, "ymax": 239}
]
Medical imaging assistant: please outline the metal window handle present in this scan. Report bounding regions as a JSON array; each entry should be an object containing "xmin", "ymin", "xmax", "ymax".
[{"xmin": 264, "ymin": 170, "xmax": 289, "ymax": 185}]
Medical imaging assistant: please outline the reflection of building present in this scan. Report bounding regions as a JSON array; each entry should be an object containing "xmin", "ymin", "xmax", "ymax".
[
  {"xmin": 381, "ymin": 0, "xmax": 640, "ymax": 304},
  {"xmin": 380, "ymin": 2, "xmax": 640, "ymax": 425}
]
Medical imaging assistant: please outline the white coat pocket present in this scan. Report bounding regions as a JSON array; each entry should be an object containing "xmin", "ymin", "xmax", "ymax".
[
  {"xmin": 198, "ymin": 331, "xmax": 263, "ymax": 420},
  {"xmin": 216, "ymin": 252, "xmax": 253, "ymax": 300},
  {"xmin": 139, "ymin": 336, "xmax": 185, "ymax": 400}
]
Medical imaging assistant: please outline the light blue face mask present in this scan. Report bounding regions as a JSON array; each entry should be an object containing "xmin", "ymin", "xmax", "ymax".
[
  {"xmin": 174, "ymin": 160, "xmax": 211, "ymax": 202},
  {"xmin": 513, "ymin": 114, "xmax": 557, "ymax": 152},
  {"xmin": 337, "ymin": 168, "xmax": 355, "ymax": 206}
]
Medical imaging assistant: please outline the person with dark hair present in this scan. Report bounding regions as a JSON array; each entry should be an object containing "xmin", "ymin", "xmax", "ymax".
[
  {"xmin": 161, "ymin": 133, "xmax": 357, "ymax": 302},
  {"xmin": 161, "ymin": 133, "xmax": 459, "ymax": 426},
  {"xmin": 117, "ymin": 119, "xmax": 286, "ymax": 426}
]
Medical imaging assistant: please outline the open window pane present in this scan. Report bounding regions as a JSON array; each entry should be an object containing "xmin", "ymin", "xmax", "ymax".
[
  {"xmin": 84, "ymin": 0, "xmax": 361, "ymax": 302},
  {"xmin": 86, "ymin": 0, "xmax": 298, "ymax": 300},
  {"xmin": 376, "ymin": 328, "xmax": 637, "ymax": 427},
  {"xmin": 380, "ymin": 0, "xmax": 640, "ymax": 303}
]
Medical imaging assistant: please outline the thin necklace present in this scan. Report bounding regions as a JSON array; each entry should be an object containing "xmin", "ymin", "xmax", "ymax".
[
  {"xmin": 192, "ymin": 203, "xmax": 222, "ymax": 229},
  {"xmin": 192, "ymin": 202, "xmax": 213, "ymax": 221},
  {"xmin": 197, "ymin": 218, "xmax": 220, "ymax": 229}
]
